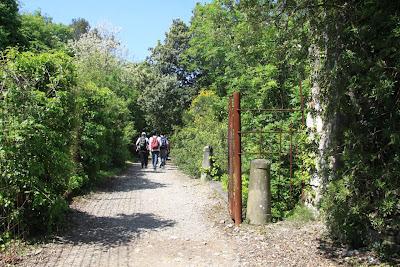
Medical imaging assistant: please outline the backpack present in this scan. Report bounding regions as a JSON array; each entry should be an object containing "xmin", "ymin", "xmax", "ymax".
[
  {"xmin": 138, "ymin": 136, "xmax": 147, "ymax": 151},
  {"xmin": 150, "ymin": 137, "xmax": 159, "ymax": 150},
  {"xmin": 160, "ymin": 136, "xmax": 167, "ymax": 149}
]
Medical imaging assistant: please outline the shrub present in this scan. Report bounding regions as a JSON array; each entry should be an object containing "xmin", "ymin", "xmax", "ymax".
[
  {"xmin": 286, "ymin": 203, "xmax": 315, "ymax": 224},
  {"xmin": 171, "ymin": 90, "xmax": 227, "ymax": 178},
  {"xmin": 0, "ymin": 49, "xmax": 77, "ymax": 238},
  {"xmin": 78, "ymin": 82, "xmax": 132, "ymax": 180}
]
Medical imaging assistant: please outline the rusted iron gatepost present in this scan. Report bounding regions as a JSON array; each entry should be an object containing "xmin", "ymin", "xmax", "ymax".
[
  {"xmin": 233, "ymin": 92, "xmax": 242, "ymax": 225},
  {"xmin": 227, "ymin": 92, "xmax": 242, "ymax": 225},
  {"xmin": 227, "ymin": 82, "xmax": 306, "ymax": 224},
  {"xmin": 228, "ymin": 96, "xmax": 234, "ymax": 219}
]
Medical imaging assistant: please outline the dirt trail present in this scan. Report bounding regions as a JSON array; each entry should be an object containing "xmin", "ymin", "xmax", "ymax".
[
  {"xmin": 20, "ymin": 163, "xmax": 240, "ymax": 266},
  {"xmin": 18, "ymin": 162, "xmax": 343, "ymax": 267}
]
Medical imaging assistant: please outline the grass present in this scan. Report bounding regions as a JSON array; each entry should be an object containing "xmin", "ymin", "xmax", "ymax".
[{"xmin": 286, "ymin": 204, "xmax": 316, "ymax": 224}]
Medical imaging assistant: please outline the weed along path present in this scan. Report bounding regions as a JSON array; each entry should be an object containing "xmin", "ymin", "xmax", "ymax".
[{"xmin": 19, "ymin": 162, "xmax": 341, "ymax": 267}]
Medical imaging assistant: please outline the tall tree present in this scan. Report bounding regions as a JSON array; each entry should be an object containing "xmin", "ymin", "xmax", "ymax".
[
  {"xmin": 0, "ymin": 0, "xmax": 21, "ymax": 49},
  {"xmin": 148, "ymin": 19, "xmax": 194, "ymax": 86},
  {"xmin": 134, "ymin": 63, "xmax": 182, "ymax": 133},
  {"xmin": 70, "ymin": 18, "xmax": 90, "ymax": 40},
  {"xmin": 144, "ymin": 19, "xmax": 198, "ymax": 133},
  {"xmin": 19, "ymin": 11, "xmax": 73, "ymax": 51}
]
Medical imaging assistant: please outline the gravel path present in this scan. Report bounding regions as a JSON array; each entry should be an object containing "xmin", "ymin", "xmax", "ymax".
[
  {"xmin": 20, "ymin": 163, "xmax": 240, "ymax": 266},
  {"xmin": 17, "ymin": 162, "xmax": 344, "ymax": 267}
]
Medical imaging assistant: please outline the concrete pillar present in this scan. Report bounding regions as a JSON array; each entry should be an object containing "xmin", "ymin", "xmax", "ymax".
[
  {"xmin": 200, "ymin": 146, "xmax": 212, "ymax": 182},
  {"xmin": 246, "ymin": 159, "xmax": 271, "ymax": 224}
]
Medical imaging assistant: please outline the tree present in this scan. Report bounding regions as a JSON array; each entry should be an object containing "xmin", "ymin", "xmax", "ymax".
[
  {"xmin": 68, "ymin": 25, "xmax": 139, "ymax": 173},
  {"xmin": 299, "ymin": 0, "xmax": 400, "ymax": 251},
  {"xmin": 0, "ymin": 49, "xmax": 78, "ymax": 238},
  {"xmin": 144, "ymin": 20, "xmax": 198, "ymax": 133},
  {"xmin": 135, "ymin": 64, "xmax": 183, "ymax": 133},
  {"xmin": 70, "ymin": 18, "xmax": 90, "ymax": 40},
  {"xmin": 68, "ymin": 25, "xmax": 124, "ymax": 89},
  {"xmin": 19, "ymin": 11, "xmax": 73, "ymax": 51},
  {"xmin": 148, "ymin": 19, "xmax": 194, "ymax": 86},
  {"xmin": 0, "ymin": 0, "xmax": 21, "ymax": 49}
]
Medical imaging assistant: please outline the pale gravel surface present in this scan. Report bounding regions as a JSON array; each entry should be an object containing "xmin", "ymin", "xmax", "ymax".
[
  {"xmin": 19, "ymin": 163, "xmax": 240, "ymax": 267},
  {"xmin": 17, "ymin": 162, "xmax": 342, "ymax": 267}
]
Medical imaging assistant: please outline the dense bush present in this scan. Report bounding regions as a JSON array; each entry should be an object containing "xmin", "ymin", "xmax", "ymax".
[
  {"xmin": 78, "ymin": 82, "xmax": 132, "ymax": 179},
  {"xmin": 0, "ymin": 28, "xmax": 137, "ymax": 242},
  {"xmin": 171, "ymin": 90, "xmax": 226, "ymax": 178},
  {"xmin": 303, "ymin": 0, "xmax": 400, "ymax": 253},
  {"xmin": 0, "ymin": 4, "xmax": 144, "ymax": 242},
  {"xmin": 0, "ymin": 49, "xmax": 78, "ymax": 240}
]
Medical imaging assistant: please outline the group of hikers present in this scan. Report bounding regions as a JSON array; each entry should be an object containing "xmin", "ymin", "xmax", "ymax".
[{"xmin": 135, "ymin": 131, "xmax": 170, "ymax": 170}]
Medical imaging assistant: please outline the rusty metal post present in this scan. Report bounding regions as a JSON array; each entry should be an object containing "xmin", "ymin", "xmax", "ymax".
[
  {"xmin": 228, "ymin": 97, "xmax": 234, "ymax": 219},
  {"xmin": 233, "ymin": 92, "xmax": 242, "ymax": 224}
]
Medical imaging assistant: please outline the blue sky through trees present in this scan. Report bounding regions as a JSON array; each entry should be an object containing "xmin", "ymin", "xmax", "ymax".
[{"xmin": 20, "ymin": 0, "xmax": 210, "ymax": 61}]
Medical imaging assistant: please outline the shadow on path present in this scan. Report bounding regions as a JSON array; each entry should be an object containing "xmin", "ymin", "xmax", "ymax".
[
  {"xmin": 95, "ymin": 162, "xmax": 168, "ymax": 193},
  {"xmin": 55, "ymin": 162, "xmax": 176, "ymax": 248},
  {"xmin": 59, "ymin": 210, "xmax": 176, "ymax": 248}
]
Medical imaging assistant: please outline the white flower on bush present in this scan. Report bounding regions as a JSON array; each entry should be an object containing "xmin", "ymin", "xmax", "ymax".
[{"xmin": 68, "ymin": 23, "xmax": 128, "ymax": 70}]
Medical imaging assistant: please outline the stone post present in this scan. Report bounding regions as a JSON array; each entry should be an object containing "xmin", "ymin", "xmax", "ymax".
[
  {"xmin": 246, "ymin": 159, "xmax": 271, "ymax": 224},
  {"xmin": 200, "ymin": 146, "xmax": 212, "ymax": 182}
]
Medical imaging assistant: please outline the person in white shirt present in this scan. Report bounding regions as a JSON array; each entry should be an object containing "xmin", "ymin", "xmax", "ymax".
[{"xmin": 148, "ymin": 131, "xmax": 161, "ymax": 170}]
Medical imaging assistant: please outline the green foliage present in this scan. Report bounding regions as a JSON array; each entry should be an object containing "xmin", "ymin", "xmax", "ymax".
[
  {"xmin": 179, "ymin": 0, "xmax": 312, "ymax": 221},
  {"xmin": 143, "ymin": 19, "xmax": 196, "ymax": 133},
  {"xmin": 241, "ymin": 173, "xmax": 249, "ymax": 208},
  {"xmin": 149, "ymin": 19, "xmax": 194, "ymax": 86},
  {"xmin": 137, "ymin": 67, "xmax": 183, "ymax": 133},
  {"xmin": 296, "ymin": 0, "xmax": 400, "ymax": 253},
  {"xmin": 321, "ymin": 177, "xmax": 370, "ymax": 248},
  {"xmin": 172, "ymin": 90, "xmax": 227, "ymax": 178},
  {"xmin": 0, "ymin": 49, "xmax": 77, "ymax": 237},
  {"xmin": 69, "ymin": 18, "xmax": 90, "ymax": 40},
  {"xmin": 78, "ymin": 82, "xmax": 132, "ymax": 179},
  {"xmin": 0, "ymin": 25, "xmax": 139, "ymax": 243},
  {"xmin": 19, "ymin": 11, "xmax": 73, "ymax": 52},
  {"xmin": 0, "ymin": 0, "xmax": 21, "ymax": 49},
  {"xmin": 286, "ymin": 204, "xmax": 315, "ymax": 224},
  {"xmin": 69, "ymin": 27, "xmax": 142, "ymax": 136}
]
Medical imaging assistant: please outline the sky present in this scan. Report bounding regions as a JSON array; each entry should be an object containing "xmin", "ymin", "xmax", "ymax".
[{"xmin": 20, "ymin": 0, "xmax": 211, "ymax": 62}]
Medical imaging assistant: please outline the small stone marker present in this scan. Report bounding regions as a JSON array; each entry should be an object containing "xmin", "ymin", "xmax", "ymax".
[
  {"xmin": 246, "ymin": 159, "xmax": 272, "ymax": 224},
  {"xmin": 200, "ymin": 145, "xmax": 212, "ymax": 182}
]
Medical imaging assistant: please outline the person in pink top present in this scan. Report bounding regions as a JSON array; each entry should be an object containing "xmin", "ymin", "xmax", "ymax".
[{"xmin": 148, "ymin": 131, "xmax": 161, "ymax": 170}]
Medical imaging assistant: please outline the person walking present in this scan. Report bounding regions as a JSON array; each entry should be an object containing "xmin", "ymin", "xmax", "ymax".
[
  {"xmin": 159, "ymin": 133, "xmax": 169, "ymax": 168},
  {"xmin": 136, "ymin": 132, "xmax": 149, "ymax": 168},
  {"xmin": 148, "ymin": 131, "xmax": 161, "ymax": 170}
]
